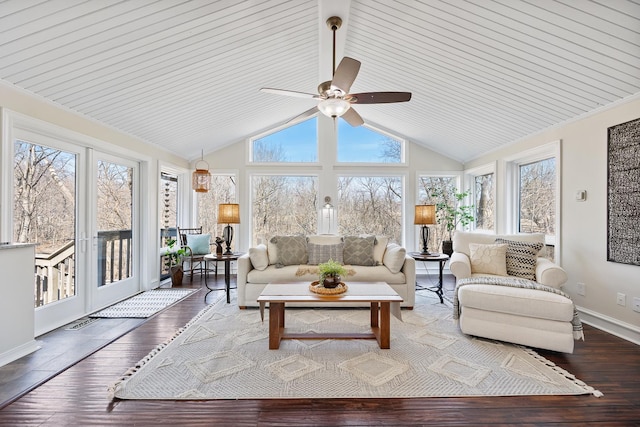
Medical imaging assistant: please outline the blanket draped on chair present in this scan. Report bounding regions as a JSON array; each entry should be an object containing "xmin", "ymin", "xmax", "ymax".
[{"xmin": 453, "ymin": 276, "xmax": 584, "ymax": 340}]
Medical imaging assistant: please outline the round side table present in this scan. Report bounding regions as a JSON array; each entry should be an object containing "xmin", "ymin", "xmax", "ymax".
[
  {"xmin": 204, "ymin": 253, "xmax": 242, "ymax": 303},
  {"xmin": 409, "ymin": 252, "xmax": 449, "ymax": 303}
]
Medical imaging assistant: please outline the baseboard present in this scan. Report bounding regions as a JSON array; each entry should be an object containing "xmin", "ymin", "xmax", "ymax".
[
  {"xmin": 577, "ymin": 306, "xmax": 640, "ymax": 346},
  {"xmin": 0, "ymin": 340, "xmax": 41, "ymax": 367}
]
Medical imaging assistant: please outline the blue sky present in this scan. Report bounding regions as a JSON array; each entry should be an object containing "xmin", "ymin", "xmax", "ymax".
[{"xmin": 256, "ymin": 116, "xmax": 399, "ymax": 162}]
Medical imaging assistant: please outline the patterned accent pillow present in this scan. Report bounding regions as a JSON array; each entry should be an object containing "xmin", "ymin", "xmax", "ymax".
[
  {"xmin": 270, "ymin": 236, "xmax": 308, "ymax": 268},
  {"xmin": 307, "ymin": 242, "xmax": 344, "ymax": 265},
  {"xmin": 343, "ymin": 235, "xmax": 376, "ymax": 266},
  {"xmin": 495, "ymin": 238, "xmax": 543, "ymax": 281},
  {"xmin": 185, "ymin": 233, "xmax": 211, "ymax": 255},
  {"xmin": 469, "ymin": 243, "xmax": 508, "ymax": 276}
]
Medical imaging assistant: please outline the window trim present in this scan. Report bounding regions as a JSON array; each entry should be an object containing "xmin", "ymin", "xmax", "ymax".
[{"xmin": 504, "ymin": 140, "xmax": 561, "ymax": 262}]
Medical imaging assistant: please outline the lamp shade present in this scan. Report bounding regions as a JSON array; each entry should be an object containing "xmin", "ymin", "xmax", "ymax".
[
  {"xmin": 218, "ymin": 203, "xmax": 240, "ymax": 224},
  {"xmin": 414, "ymin": 204, "xmax": 436, "ymax": 225},
  {"xmin": 317, "ymin": 98, "xmax": 351, "ymax": 118}
]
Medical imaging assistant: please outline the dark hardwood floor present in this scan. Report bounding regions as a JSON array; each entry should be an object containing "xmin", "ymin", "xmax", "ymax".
[{"xmin": 0, "ymin": 275, "xmax": 639, "ymax": 426}]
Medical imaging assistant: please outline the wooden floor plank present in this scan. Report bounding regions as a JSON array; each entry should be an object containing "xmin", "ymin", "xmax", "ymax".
[{"xmin": 0, "ymin": 275, "xmax": 638, "ymax": 426}]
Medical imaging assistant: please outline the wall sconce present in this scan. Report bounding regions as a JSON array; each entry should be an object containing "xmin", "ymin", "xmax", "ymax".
[
  {"xmin": 414, "ymin": 204, "xmax": 436, "ymax": 255},
  {"xmin": 218, "ymin": 203, "xmax": 240, "ymax": 255},
  {"xmin": 321, "ymin": 196, "xmax": 336, "ymax": 234},
  {"xmin": 192, "ymin": 150, "xmax": 211, "ymax": 193}
]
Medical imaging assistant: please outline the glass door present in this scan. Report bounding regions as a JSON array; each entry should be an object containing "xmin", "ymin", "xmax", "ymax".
[
  {"xmin": 90, "ymin": 154, "xmax": 139, "ymax": 310},
  {"xmin": 13, "ymin": 137, "xmax": 86, "ymax": 335}
]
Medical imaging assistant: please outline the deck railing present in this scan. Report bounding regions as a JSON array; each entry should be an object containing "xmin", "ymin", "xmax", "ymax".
[{"xmin": 33, "ymin": 229, "xmax": 132, "ymax": 307}]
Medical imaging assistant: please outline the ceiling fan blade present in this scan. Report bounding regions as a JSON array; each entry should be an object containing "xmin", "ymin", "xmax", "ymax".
[
  {"xmin": 286, "ymin": 106, "xmax": 318, "ymax": 123},
  {"xmin": 341, "ymin": 108, "xmax": 364, "ymax": 127},
  {"xmin": 331, "ymin": 57, "xmax": 361, "ymax": 93},
  {"xmin": 350, "ymin": 92, "xmax": 412, "ymax": 104},
  {"xmin": 260, "ymin": 88, "xmax": 319, "ymax": 99}
]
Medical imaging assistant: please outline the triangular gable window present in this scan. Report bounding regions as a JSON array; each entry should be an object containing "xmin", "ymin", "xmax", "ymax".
[
  {"xmin": 250, "ymin": 117, "xmax": 318, "ymax": 163},
  {"xmin": 337, "ymin": 120, "xmax": 403, "ymax": 163}
]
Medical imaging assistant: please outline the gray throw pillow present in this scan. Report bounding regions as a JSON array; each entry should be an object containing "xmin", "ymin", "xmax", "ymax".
[
  {"xmin": 270, "ymin": 235, "xmax": 308, "ymax": 268},
  {"xmin": 307, "ymin": 242, "xmax": 344, "ymax": 265},
  {"xmin": 495, "ymin": 238, "xmax": 543, "ymax": 281},
  {"xmin": 343, "ymin": 235, "xmax": 376, "ymax": 266}
]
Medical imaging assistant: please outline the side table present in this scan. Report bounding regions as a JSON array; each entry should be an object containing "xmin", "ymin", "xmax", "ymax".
[
  {"xmin": 409, "ymin": 252, "xmax": 449, "ymax": 303},
  {"xmin": 204, "ymin": 253, "xmax": 242, "ymax": 303}
]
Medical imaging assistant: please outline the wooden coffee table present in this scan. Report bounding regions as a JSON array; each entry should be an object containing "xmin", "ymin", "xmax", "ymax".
[{"xmin": 257, "ymin": 282, "xmax": 403, "ymax": 350}]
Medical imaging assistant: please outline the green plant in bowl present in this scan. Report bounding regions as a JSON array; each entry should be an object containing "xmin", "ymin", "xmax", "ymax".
[{"xmin": 318, "ymin": 259, "xmax": 347, "ymax": 288}]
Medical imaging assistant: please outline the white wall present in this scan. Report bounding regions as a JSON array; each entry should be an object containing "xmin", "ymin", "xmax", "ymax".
[{"xmin": 465, "ymin": 97, "xmax": 640, "ymax": 343}]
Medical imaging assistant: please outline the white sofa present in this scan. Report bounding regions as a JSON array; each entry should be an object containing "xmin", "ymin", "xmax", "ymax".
[
  {"xmin": 450, "ymin": 231, "xmax": 579, "ymax": 353},
  {"xmin": 237, "ymin": 235, "xmax": 416, "ymax": 309}
]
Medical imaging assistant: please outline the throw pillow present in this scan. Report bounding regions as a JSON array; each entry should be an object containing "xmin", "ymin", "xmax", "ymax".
[
  {"xmin": 343, "ymin": 235, "xmax": 376, "ymax": 266},
  {"xmin": 469, "ymin": 243, "xmax": 508, "ymax": 276},
  {"xmin": 270, "ymin": 235, "xmax": 308, "ymax": 268},
  {"xmin": 307, "ymin": 242, "xmax": 344, "ymax": 265},
  {"xmin": 382, "ymin": 243, "xmax": 406, "ymax": 274},
  {"xmin": 495, "ymin": 238, "xmax": 544, "ymax": 281},
  {"xmin": 373, "ymin": 236, "xmax": 389, "ymax": 265},
  {"xmin": 185, "ymin": 233, "xmax": 211, "ymax": 255},
  {"xmin": 248, "ymin": 244, "xmax": 269, "ymax": 271}
]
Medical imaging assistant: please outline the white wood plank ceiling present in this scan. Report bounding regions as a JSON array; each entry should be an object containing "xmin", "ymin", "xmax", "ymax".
[{"xmin": 1, "ymin": 0, "xmax": 639, "ymax": 163}]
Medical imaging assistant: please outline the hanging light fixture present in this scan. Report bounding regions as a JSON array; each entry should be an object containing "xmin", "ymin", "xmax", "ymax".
[
  {"xmin": 192, "ymin": 150, "xmax": 211, "ymax": 193},
  {"xmin": 318, "ymin": 97, "xmax": 351, "ymax": 118}
]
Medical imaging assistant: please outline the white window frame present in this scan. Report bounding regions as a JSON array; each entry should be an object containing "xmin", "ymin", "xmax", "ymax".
[
  {"xmin": 503, "ymin": 140, "xmax": 562, "ymax": 262},
  {"xmin": 464, "ymin": 162, "xmax": 497, "ymax": 233}
]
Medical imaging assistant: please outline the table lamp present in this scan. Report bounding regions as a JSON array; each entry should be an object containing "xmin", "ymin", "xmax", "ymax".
[
  {"xmin": 218, "ymin": 203, "xmax": 240, "ymax": 255},
  {"xmin": 414, "ymin": 204, "xmax": 436, "ymax": 255}
]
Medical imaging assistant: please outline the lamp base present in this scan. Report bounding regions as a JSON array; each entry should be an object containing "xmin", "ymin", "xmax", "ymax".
[{"xmin": 223, "ymin": 224, "xmax": 234, "ymax": 255}]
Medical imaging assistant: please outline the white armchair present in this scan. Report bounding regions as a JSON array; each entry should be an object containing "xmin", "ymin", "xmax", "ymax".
[{"xmin": 450, "ymin": 231, "xmax": 579, "ymax": 353}]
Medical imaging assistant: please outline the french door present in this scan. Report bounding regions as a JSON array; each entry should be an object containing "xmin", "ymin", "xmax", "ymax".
[{"xmin": 13, "ymin": 128, "xmax": 140, "ymax": 335}]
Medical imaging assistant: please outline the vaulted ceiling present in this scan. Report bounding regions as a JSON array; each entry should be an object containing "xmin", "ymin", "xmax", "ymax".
[{"xmin": 1, "ymin": 0, "xmax": 639, "ymax": 163}]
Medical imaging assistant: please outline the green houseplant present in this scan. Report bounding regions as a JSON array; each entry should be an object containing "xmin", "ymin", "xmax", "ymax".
[
  {"xmin": 318, "ymin": 259, "xmax": 348, "ymax": 289},
  {"xmin": 431, "ymin": 188, "xmax": 474, "ymax": 255},
  {"xmin": 165, "ymin": 238, "xmax": 187, "ymax": 286}
]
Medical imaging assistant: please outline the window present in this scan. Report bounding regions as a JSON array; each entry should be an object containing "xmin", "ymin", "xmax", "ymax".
[
  {"xmin": 197, "ymin": 174, "xmax": 237, "ymax": 239},
  {"xmin": 159, "ymin": 172, "xmax": 178, "ymax": 246},
  {"xmin": 338, "ymin": 121, "xmax": 403, "ymax": 163},
  {"xmin": 417, "ymin": 175, "xmax": 459, "ymax": 248},
  {"xmin": 250, "ymin": 117, "xmax": 317, "ymax": 163},
  {"xmin": 519, "ymin": 158, "xmax": 556, "ymax": 236},
  {"xmin": 251, "ymin": 175, "xmax": 318, "ymax": 245},
  {"xmin": 474, "ymin": 172, "xmax": 495, "ymax": 231},
  {"xmin": 338, "ymin": 176, "xmax": 403, "ymax": 243}
]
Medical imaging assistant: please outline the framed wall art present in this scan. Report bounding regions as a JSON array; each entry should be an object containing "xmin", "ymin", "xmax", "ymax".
[{"xmin": 607, "ymin": 117, "xmax": 640, "ymax": 266}]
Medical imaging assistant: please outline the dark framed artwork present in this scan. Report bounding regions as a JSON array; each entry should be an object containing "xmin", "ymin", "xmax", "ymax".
[{"xmin": 607, "ymin": 117, "xmax": 640, "ymax": 266}]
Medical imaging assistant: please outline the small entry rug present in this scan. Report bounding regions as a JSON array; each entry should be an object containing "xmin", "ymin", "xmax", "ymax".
[
  {"xmin": 91, "ymin": 288, "xmax": 198, "ymax": 318},
  {"xmin": 110, "ymin": 293, "xmax": 601, "ymax": 400}
]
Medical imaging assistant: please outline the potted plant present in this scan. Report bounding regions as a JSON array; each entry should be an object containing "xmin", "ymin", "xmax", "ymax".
[
  {"xmin": 318, "ymin": 259, "xmax": 348, "ymax": 288},
  {"xmin": 431, "ymin": 188, "xmax": 474, "ymax": 256},
  {"xmin": 165, "ymin": 238, "xmax": 187, "ymax": 286}
]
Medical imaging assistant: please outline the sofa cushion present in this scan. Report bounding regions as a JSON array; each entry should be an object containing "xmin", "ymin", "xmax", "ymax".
[
  {"xmin": 307, "ymin": 242, "xmax": 344, "ymax": 265},
  {"xmin": 248, "ymin": 244, "xmax": 269, "ymax": 271},
  {"xmin": 185, "ymin": 233, "xmax": 210, "ymax": 255},
  {"xmin": 495, "ymin": 238, "xmax": 543, "ymax": 281},
  {"xmin": 343, "ymin": 235, "xmax": 376, "ymax": 266},
  {"xmin": 373, "ymin": 236, "xmax": 389, "ymax": 265},
  {"xmin": 270, "ymin": 235, "xmax": 308, "ymax": 267},
  {"xmin": 469, "ymin": 243, "xmax": 508, "ymax": 276},
  {"xmin": 383, "ymin": 243, "xmax": 406, "ymax": 273},
  {"xmin": 306, "ymin": 235, "xmax": 343, "ymax": 245}
]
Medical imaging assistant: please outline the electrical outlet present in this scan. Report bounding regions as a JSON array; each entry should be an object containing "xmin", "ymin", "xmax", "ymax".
[
  {"xmin": 617, "ymin": 293, "xmax": 626, "ymax": 306},
  {"xmin": 576, "ymin": 282, "xmax": 586, "ymax": 296},
  {"xmin": 633, "ymin": 297, "xmax": 640, "ymax": 313}
]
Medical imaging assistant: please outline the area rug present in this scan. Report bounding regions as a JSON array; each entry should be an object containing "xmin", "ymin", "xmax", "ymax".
[
  {"xmin": 110, "ymin": 292, "xmax": 601, "ymax": 399},
  {"xmin": 91, "ymin": 288, "xmax": 198, "ymax": 318}
]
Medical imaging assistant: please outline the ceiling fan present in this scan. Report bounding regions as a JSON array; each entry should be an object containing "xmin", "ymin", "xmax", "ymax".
[{"xmin": 260, "ymin": 16, "xmax": 411, "ymax": 127}]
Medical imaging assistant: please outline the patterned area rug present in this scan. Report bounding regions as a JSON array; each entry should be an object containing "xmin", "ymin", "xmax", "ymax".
[
  {"xmin": 110, "ymin": 292, "xmax": 601, "ymax": 399},
  {"xmin": 91, "ymin": 288, "xmax": 198, "ymax": 318}
]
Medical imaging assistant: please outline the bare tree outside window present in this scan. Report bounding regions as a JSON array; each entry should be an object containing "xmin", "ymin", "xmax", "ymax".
[
  {"xmin": 474, "ymin": 173, "xmax": 495, "ymax": 231},
  {"xmin": 14, "ymin": 141, "xmax": 76, "ymax": 306},
  {"xmin": 251, "ymin": 175, "xmax": 318, "ymax": 245},
  {"xmin": 337, "ymin": 176, "xmax": 403, "ymax": 243},
  {"xmin": 198, "ymin": 175, "xmax": 236, "ymax": 239},
  {"xmin": 519, "ymin": 158, "xmax": 556, "ymax": 259},
  {"xmin": 417, "ymin": 176, "xmax": 457, "ymax": 251}
]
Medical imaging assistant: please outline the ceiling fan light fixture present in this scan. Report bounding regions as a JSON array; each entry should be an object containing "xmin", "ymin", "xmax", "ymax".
[{"xmin": 318, "ymin": 97, "xmax": 351, "ymax": 118}]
